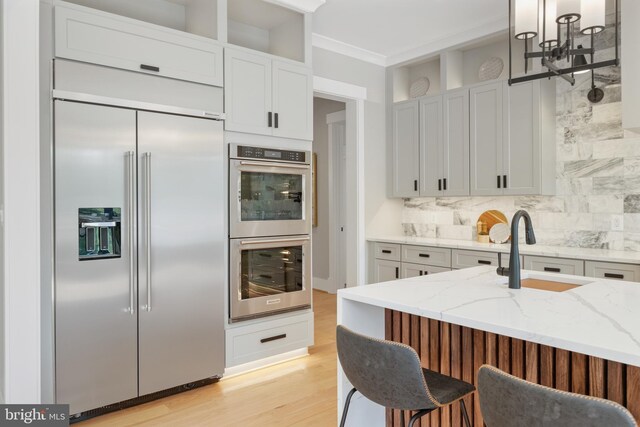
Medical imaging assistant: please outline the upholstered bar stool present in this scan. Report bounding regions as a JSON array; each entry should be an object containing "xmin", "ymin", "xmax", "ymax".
[
  {"xmin": 477, "ymin": 365, "xmax": 638, "ymax": 427},
  {"xmin": 336, "ymin": 325, "xmax": 475, "ymax": 427}
]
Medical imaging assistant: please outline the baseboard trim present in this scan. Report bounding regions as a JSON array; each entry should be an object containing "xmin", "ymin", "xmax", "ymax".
[
  {"xmin": 313, "ymin": 277, "xmax": 336, "ymax": 294},
  {"xmin": 223, "ymin": 348, "xmax": 309, "ymax": 379}
]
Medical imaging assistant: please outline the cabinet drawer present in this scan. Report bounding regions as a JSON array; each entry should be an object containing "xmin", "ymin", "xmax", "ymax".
[
  {"xmin": 55, "ymin": 4, "xmax": 223, "ymax": 86},
  {"xmin": 585, "ymin": 261, "xmax": 640, "ymax": 282},
  {"xmin": 523, "ymin": 256, "xmax": 584, "ymax": 276},
  {"xmin": 402, "ymin": 245, "xmax": 452, "ymax": 267},
  {"xmin": 374, "ymin": 243, "xmax": 401, "ymax": 261},
  {"xmin": 401, "ymin": 262, "xmax": 451, "ymax": 278},
  {"xmin": 452, "ymin": 250, "xmax": 499, "ymax": 269},
  {"xmin": 225, "ymin": 312, "xmax": 314, "ymax": 368}
]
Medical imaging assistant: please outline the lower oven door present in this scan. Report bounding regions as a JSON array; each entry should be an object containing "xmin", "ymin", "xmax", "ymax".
[
  {"xmin": 230, "ymin": 236, "xmax": 312, "ymax": 322},
  {"xmin": 229, "ymin": 159, "xmax": 311, "ymax": 238}
]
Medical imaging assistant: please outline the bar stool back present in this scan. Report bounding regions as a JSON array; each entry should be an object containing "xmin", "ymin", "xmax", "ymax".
[
  {"xmin": 337, "ymin": 325, "xmax": 475, "ymax": 427},
  {"xmin": 477, "ymin": 365, "xmax": 638, "ymax": 427}
]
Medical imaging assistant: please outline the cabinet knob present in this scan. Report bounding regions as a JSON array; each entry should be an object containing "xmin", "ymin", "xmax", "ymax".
[
  {"xmin": 140, "ymin": 64, "xmax": 160, "ymax": 72},
  {"xmin": 268, "ymin": 112, "xmax": 273, "ymax": 128},
  {"xmin": 274, "ymin": 113, "xmax": 279, "ymax": 129},
  {"xmin": 414, "ymin": 180, "xmax": 418, "ymax": 192},
  {"xmin": 497, "ymin": 175, "xmax": 501, "ymax": 189},
  {"xmin": 503, "ymin": 175, "xmax": 508, "ymax": 188},
  {"xmin": 443, "ymin": 178, "xmax": 447, "ymax": 191}
]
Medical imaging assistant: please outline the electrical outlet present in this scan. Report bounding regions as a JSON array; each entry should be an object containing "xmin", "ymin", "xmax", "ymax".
[{"xmin": 611, "ymin": 215, "xmax": 624, "ymax": 231}]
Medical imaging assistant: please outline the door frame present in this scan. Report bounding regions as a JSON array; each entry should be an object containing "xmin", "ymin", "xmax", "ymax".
[
  {"xmin": 313, "ymin": 76, "xmax": 366, "ymax": 289},
  {"xmin": 327, "ymin": 110, "xmax": 346, "ymax": 293}
]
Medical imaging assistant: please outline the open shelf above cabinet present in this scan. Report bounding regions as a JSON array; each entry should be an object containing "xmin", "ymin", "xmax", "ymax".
[
  {"xmin": 62, "ymin": 0, "xmax": 220, "ymax": 40},
  {"xmin": 393, "ymin": 56, "xmax": 441, "ymax": 103},
  {"xmin": 228, "ymin": 0, "xmax": 305, "ymax": 63}
]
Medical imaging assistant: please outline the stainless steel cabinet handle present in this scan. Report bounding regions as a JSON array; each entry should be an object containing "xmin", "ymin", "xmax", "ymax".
[
  {"xmin": 145, "ymin": 152, "xmax": 152, "ymax": 312},
  {"xmin": 240, "ymin": 236, "xmax": 310, "ymax": 245},
  {"xmin": 127, "ymin": 151, "xmax": 135, "ymax": 315},
  {"xmin": 239, "ymin": 160, "xmax": 309, "ymax": 170}
]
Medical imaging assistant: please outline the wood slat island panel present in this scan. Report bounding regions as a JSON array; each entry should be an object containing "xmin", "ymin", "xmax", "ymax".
[{"xmin": 385, "ymin": 309, "xmax": 640, "ymax": 427}]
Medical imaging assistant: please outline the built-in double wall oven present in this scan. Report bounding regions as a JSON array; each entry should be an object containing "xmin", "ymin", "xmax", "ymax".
[{"xmin": 229, "ymin": 144, "xmax": 312, "ymax": 322}]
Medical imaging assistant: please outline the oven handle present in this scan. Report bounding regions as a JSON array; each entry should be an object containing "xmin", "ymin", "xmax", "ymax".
[
  {"xmin": 238, "ymin": 160, "xmax": 310, "ymax": 170},
  {"xmin": 240, "ymin": 236, "xmax": 310, "ymax": 246}
]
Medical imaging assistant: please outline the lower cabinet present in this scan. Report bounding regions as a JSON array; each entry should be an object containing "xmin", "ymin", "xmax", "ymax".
[
  {"xmin": 523, "ymin": 255, "xmax": 585, "ymax": 276},
  {"xmin": 225, "ymin": 311, "xmax": 314, "ymax": 368},
  {"xmin": 585, "ymin": 261, "xmax": 640, "ymax": 282},
  {"xmin": 401, "ymin": 262, "xmax": 451, "ymax": 278},
  {"xmin": 374, "ymin": 259, "xmax": 401, "ymax": 282},
  {"xmin": 452, "ymin": 249, "xmax": 499, "ymax": 269}
]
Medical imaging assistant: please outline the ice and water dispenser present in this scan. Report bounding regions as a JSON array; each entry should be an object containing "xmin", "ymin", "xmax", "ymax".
[{"xmin": 78, "ymin": 208, "xmax": 121, "ymax": 260}]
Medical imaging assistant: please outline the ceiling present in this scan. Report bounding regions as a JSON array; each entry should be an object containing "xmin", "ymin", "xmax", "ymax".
[{"xmin": 312, "ymin": 0, "xmax": 509, "ymax": 66}]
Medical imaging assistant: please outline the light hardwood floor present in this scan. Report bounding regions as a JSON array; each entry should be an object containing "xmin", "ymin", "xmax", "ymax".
[{"xmin": 80, "ymin": 290, "xmax": 338, "ymax": 427}]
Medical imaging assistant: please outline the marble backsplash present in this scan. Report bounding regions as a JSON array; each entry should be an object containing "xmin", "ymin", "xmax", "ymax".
[{"xmin": 402, "ymin": 16, "xmax": 640, "ymax": 251}]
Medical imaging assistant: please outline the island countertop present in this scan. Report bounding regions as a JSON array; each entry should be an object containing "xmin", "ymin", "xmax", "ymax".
[{"xmin": 338, "ymin": 266, "xmax": 640, "ymax": 367}]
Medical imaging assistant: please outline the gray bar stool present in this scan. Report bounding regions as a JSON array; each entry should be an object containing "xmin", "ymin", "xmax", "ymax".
[
  {"xmin": 337, "ymin": 325, "xmax": 474, "ymax": 427},
  {"xmin": 477, "ymin": 365, "xmax": 638, "ymax": 427}
]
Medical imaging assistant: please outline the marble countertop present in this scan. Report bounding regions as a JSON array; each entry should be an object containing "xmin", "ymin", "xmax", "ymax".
[
  {"xmin": 368, "ymin": 235, "xmax": 640, "ymax": 264},
  {"xmin": 338, "ymin": 266, "xmax": 640, "ymax": 367}
]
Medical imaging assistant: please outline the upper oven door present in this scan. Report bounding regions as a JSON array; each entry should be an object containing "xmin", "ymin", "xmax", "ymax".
[{"xmin": 230, "ymin": 159, "xmax": 311, "ymax": 238}]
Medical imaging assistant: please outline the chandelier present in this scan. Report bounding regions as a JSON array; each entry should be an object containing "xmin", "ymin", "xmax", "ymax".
[{"xmin": 508, "ymin": 0, "xmax": 619, "ymax": 102}]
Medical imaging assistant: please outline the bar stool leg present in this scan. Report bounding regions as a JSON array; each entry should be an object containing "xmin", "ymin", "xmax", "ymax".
[
  {"xmin": 408, "ymin": 409, "xmax": 433, "ymax": 427},
  {"xmin": 460, "ymin": 400, "xmax": 472, "ymax": 427},
  {"xmin": 340, "ymin": 387, "xmax": 358, "ymax": 427}
]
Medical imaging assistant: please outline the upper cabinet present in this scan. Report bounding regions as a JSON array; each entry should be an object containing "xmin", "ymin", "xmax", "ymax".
[
  {"xmin": 470, "ymin": 80, "xmax": 555, "ymax": 196},
  {"xmin": 392, "ymin": 90, "xmax": 469, "ymax": 198},
  {"xmin": 622, "ymin": 0, "xmax": 640, "ymax": 133},
  {"xmin": 55, "ymin": 1, "xmax": 224, "ymax": 86},
  {"xmin": 225, "ymin": 48, "xmax": 313, "ymax": 140}
]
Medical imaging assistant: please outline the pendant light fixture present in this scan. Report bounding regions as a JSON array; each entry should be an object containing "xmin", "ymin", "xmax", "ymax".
[{"xmin": 508, "ymin": 0, "xmax": 619, "ymax": 102}]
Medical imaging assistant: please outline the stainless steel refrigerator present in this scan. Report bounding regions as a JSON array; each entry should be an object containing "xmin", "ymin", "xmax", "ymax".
[{"xmin": 54, "ymin": 100, "xmax": 225, "ymax": 415}]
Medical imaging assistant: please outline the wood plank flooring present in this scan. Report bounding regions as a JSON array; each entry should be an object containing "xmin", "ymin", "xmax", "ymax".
[{"xmin": 80, "ymin": 290, "xmax": 338, "ymax": 427}]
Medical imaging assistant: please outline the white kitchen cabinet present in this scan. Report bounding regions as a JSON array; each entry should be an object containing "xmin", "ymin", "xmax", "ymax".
[
  {"xmin": 622, "ymin": 0, "xmax": 640, "ymax": 132},
  {"xmin": 392, "ymin": 101, "xmax": 420, "ymax": 197},
  {"xmin": 452, "ymin": 250, "xmax": 499, "ymax": 269},
  {"xmin": 55, "ymin": 2, "xmax": 223, "ymax": 86},
  {"xmin": 585, "ymin": 261, "xmax": 640, "ymax": 283},
  {"xmin": 442, "ymin": 89, "xmax": 470, "ymax": 196},
  {"xmin": 272, "ymin": 61, "xmax": 313, "ymax": 140},
  {"xmin": 374, "ymin": 259, "xmax": 401, "ymax": 283},
  {"xmin": 401, "ymin": 262, "xmax": 450, "ymax": 278},
  {"xmin": 374, "ymin": 242, "xmax": 401, "ymax": 261},
  {"xmin": 419, "ymin": 96, "xmax": 443, "ymax": 196},
  {"xmin": 523, "ymin": 256, "xmax": 584, "ymax": 276},
  {"xmin": 394, "ymin": 92, "xmax": 469, "ymax": 198},
  {"xmin": 401, "ymin": 245, "xmax": 451, "ymax": 268},
  {"xmin": 470, "ymin": 82, "xmax": 504, "ymax": 196},
  {"xmin": 224, "ymin": 48, "xmax": 312, "ymax": 140},
  {"xmin": 225, "ymin": 311, "xmax": 313, "ymax": 368},
  {"xmin": 470, "ymin": 81, "xmax": 555, "ymax": 196}
]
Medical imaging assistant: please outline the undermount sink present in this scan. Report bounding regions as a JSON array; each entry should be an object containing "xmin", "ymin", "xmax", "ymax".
[{"xmin": 498, "ymin": 272, "xmax": 595, "ymax": 293}]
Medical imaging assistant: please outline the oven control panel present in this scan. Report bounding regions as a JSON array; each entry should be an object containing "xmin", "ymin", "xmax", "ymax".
[{"xmin": 235, "ymin": 145, "xmax": 308, "ymax": 164}]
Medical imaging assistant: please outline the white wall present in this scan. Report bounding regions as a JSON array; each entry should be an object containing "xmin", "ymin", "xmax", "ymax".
[
  {"xmin": 1, "ymin": 0, "xmax": 42, "ymax": 404},
  {"xmin": 312, "ymin": 47, "xmax": 403, "ymax": 240},
  {"xmin": 312, "ymin": 97, "xmax": 345, "ymax": 281}
]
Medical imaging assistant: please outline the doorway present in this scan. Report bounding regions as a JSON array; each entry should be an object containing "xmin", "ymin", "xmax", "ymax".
[{"xmin": 312, "ymin": 97, "xmax": 346, "ymax": 294}]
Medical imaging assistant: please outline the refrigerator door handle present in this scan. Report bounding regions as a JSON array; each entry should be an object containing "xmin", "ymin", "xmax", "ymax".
[
  {"xmin": 127, "ymin": 151, "xmax": 136, "ymax": 315},
  {"xmin": 144, "ymin": 152, "xmax": 152, "ymax": 312}
]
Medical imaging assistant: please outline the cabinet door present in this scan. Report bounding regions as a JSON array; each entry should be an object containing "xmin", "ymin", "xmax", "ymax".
[
  {"xmin": 419, "ymin": 96, "xmax": 444, "ymax": 196},
  {"xmin": 503, "ymin": 81, "xmax": 540, "ymax": 195},
  {"xmin": 55, "ymin": 4, "xmax": 223, "ymax": 86},
  {"xmin": 272, "ymin": 61, "xmax": 313, "ymax": 140},
  {"xmin": 401, "ymin": 262, "xmax": 425, "ymax": 279},
  {"xmin": 470, "ymin": 82, "xmax": 503, "ymax": 196},
  {"xmin": 392, "ymin": 101, "xmax": 420, "ymax": 197},
  {"xmin": 443, "ymin": 89, "xmax": 470, "ymax": 196},
  {"xmin": 224, "ymin": 49, "xmax": 272, "ymax": 135},
  {"xmin": 374, "ymin": 259, "xmax": 401, "ymax": 283}
]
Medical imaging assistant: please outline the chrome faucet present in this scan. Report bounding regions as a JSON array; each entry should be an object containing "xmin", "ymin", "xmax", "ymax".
[{"xmin": 496, "ymin": 210, "xmax": 536, "ymax": 289}]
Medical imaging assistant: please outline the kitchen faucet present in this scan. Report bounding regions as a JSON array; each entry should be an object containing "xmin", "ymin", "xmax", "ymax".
[{"xmin": 496, "ymin": 210, "xmax": 536, "ymax": 289}]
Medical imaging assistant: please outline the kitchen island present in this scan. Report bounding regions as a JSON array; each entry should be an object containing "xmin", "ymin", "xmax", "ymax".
[{"xmin": 337, "ymin": 266, "xmax": 640, "ymax": 427}]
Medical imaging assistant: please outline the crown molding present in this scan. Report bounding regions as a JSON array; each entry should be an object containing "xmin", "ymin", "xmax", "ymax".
[
  {"xmin": 312, "ymin": 14, "xmax": 509, "ymax": 68},
  {"xmin": 386, "ymin": 15, "xmax": 509, "ymax": 66},
  {"xmin": 312, "ymin": 33, "xmax": 387, "ymax": 67}
]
